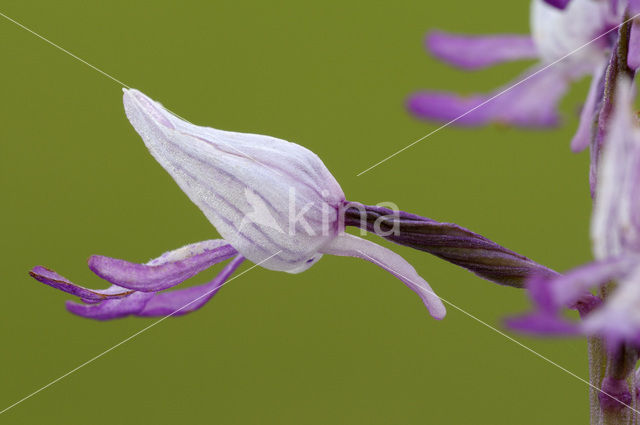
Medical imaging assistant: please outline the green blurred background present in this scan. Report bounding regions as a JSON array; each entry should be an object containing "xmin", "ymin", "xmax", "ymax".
[{"xmin": 0, "ymin": 1, "xmax": 595, "ymax": 423}]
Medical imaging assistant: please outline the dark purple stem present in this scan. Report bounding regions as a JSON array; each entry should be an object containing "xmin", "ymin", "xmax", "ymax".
[
  {"xmin": 342, "ymin": 202, "xmax": 557, "ymax": 288},
  {"xmin": 595, "ymin": 343, "xmax": 638, "ymax": 425},
  {"xmin": 600, "ymin": 377, "xmax": 633, "ymax": 413}
]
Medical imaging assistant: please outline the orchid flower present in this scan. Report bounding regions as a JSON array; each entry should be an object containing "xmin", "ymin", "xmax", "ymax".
[
  {"xmin": 408, "ymin": 0, "xmax": 627, "ymax": 153},
  {"xmin": 31, "ymin": 88, "xmax": 448, "ymax": 320},
  {"xmin": 32, "ymin": 89, "xmax": 557, "ymax": 322}
]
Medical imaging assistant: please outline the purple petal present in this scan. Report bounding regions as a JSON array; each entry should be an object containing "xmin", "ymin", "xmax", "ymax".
[
  {"xmin": 321, "ymin": 233, "xmax": 446, "ymax": 320},
  {"xmin": 408, "ymin": 66, "xmax": 569, "ymax": 127},
  {"xmin": 505, "ymin": 312, "xmax": 580, "ymax": 335},
  {"xmin": 407, "ymin": 92, "xmax": 489, "ymax": 126},
  {"xmin": 526, "ymin": 273, "xmax": 556, "ymax": 313},
  {"xmin": 66, "ymin": 292, "xmax": 155, "ymax": 320},
  {"xmin": 505, "ymin": 280, "xmax": 601, "ymax": 337},
  {"xmin": 582, "ymin": 266, "xmax": 640, "ymax": 346},
  {"xmin": 524, "ymin": 274, "xmax": 602, "ymax": 316},
  {"xmin": 505, "ymin": 272, "xmax": 581, "ymax": 336},
  {"xmin": 89, "ymin": 240, "xmax": 237, "ymax": 292},
  {"xmin": 542, "ymin": 0, "xmax": 571, "ymax": 10},
  {"xmin": 549, "ymin": 256, "xmax": 637, "ymax": 308},
  {"xmin": 426, "ymin": 31, "xmax": 538, "ymax": 70},
  {"xmin": 570, "ymin": 65, "xmax": 605, "ymax": 152},
  {"xmin": 138, "ymin": 255, "xmax": 244, "ymax": 317},
  {"xmin": 30, "ymin": 266, "xmax": 134, "ymax": 303},
  {"xmin": 507, "ymin": 257, "xmax": 638, "ymax": 338}
]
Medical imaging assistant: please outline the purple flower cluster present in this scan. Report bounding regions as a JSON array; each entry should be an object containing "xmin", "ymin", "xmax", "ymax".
[{"xmin": 410, "ymin": 0, "xmax": 640, "ymax": 420}]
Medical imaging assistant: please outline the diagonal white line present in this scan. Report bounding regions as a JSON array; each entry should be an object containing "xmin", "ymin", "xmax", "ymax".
[
  {"xmin": 0, "ymin": 10, "xmax": 282, "ymax": 177},
  {"xmin": 0, "ymin": 250, "xmax": 281, "ymax": 416},
  {"xmin": 356, "ymin": 12, "xmax": 640, "ymax": 177},
  {"xmin": 356, "ymin": 249, "xmax": 640, "ymax": 415},
  {"xmin": 0, "ymin": 11, "xmax": 131, "ymax": 88}
]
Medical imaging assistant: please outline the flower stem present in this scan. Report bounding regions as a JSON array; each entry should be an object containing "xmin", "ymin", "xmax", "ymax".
[
  {"xmin": 592, "ymin": 281, "xmax": 638, "ymax": 425},
  {"xmin": 589, "ymin": 335, "xmax": 605, "ymax": 425},
  {"xmin": 342, "ymin": 202, "xmax": 557, "ymax": 288}
]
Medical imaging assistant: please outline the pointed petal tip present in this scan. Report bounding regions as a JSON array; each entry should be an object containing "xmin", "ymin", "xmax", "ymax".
[
  {"xmin": 30, "ymin": 265, "xmax": 52, "ymax": 273},
  {"xmin": 123, "ymin": 88, "xmax": 175, "ymax": 131},
  {"xmin": 29, "ymin": 265, "xmax": 62, "ymax": 284},
  {"xmin": 29, "ymin": 265, "xmax": 45, "ymax": 277}
]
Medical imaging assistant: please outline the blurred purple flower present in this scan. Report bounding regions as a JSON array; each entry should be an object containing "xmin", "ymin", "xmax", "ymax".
[
  {"xmin": 507, "ymin": 80, "xmax": 640, "ymax": 347},
  {"xmin": 408, "ymin": 0, "xmax": 625, "ymax": 152}
]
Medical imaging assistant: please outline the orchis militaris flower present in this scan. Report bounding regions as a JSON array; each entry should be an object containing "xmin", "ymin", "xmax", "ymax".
[
  {"xmin": 31, "ymin": 90, "xmax": 555, "ymax": 322},
  {"xmin": 31, "ymin": 89, "xmax": 447, "ymax": 320},
  {"xmin": 408, "ymin": 0, "xmax": 627, "ymax": 152}
]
